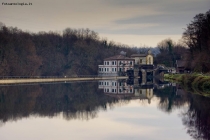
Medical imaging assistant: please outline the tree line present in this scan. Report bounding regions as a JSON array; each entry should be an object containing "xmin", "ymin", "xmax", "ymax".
[
  {"xmin": 0, "ymin": 24, "xmax": 136, "ymax": 76},
  {"xmin": 183, "ymin": 9, "xmax": 210, "ymax": 72},
  {"xmin": 155, "ymin": 38, "xmax": 187, "ymax": 67}
]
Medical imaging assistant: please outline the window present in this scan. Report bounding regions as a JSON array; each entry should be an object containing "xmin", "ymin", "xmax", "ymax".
[
  {"xmin": 107, "ymin": 68, "xmax": 109, "ymax": 71},
  {"xmin": 105, "ymin": 82, "xmax": 106, "ymax": 85},
  {"xmin": 112, "ymin": 89, "xmax": 114, "ymax": 92},
  {"xmin": 115, "ymin": 82, "xmax": 116, "ymax": 86},
  {"xmin": 107, "ymin": 62, "xmax": 109, "ymax": 65},
  {"xmin": 107, "ymin": 82, "xmax": 109, "ymax": 85},
  {"xmin": 130, "ymin": 89, "xmax": 132, "ymax": 92},
  {"xmin": 105, "ymin": 68, "xmax": 106, "ymax": 71},
  {"xmin": 140, "ymin": 59, "xmax": 142, "ymax": 63},
  {"xmin": 101, "ymin": 68, "xmax": 103, "ymax": 72},
  {"xmin": 115, "ymin": 68, "xmax": 116, "ymax": 71},
  {"xmin": 101, "ymin": 82, "xmax": 103, "ymax": 85},
  {"xmin": 112, "ymin": 61, "xmax": 114, "ymax": 65},
  {"xmin": 130, "ymin": 61, "xmax": 132, "ymax": 65},
  {"xmin": 105, "ymin": 61, "xmax": 106, "ymax": 65},
  {"xmin": 119, "ymin": 89, "xmax": 122, "ymax": 92},
  {"xmin": 107, "ymin": 89, "xmax": 109, "ymax": 92},
  {"xmin": 149, "ymin": 57, "xmax": 151, "ymax": 64},
  {"xmin": 112, "ymin": 82, "xmax": 114, "ymax": 86},
  {"xmin": 112, "ymin": 68, "xmax": 114, "ymax": 71}
]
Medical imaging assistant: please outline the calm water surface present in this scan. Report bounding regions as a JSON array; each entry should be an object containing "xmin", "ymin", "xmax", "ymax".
[{"xmin": 0, "ymin": 80, "xmax": 209, "ymax": 140}]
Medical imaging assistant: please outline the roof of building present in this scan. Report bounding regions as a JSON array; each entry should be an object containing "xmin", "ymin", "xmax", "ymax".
[
  {"xmin": 130, "ymin": 54, "xmax": 147, "ymax": 57},
  {"xmin": 130, "ymin": 50, "xmax": 153, "ymax": 57},
  {"xmin": 104, "ymin": 55, "xmax": 134, "ymax": 60}
]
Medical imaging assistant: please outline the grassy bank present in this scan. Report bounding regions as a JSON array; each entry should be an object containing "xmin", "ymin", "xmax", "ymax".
[{"xmin": 164, "ymin": 73, "xmax": 210, "ymax": 97}]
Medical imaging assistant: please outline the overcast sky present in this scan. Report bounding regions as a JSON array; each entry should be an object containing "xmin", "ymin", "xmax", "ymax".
[{"xmin": 0, "ymin": 0, "xmax": 209, "ymax": 47}]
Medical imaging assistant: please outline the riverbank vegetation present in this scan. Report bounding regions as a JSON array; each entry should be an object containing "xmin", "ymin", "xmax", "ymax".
[{"xmin": 164, "ymin": 73, "xmax": 210, "ymax": 97}]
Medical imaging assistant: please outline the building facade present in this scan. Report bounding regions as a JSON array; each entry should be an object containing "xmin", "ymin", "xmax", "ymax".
[
  {"xmin": 98, "ymin": 55, "xmax": 135, "ymax": 76},
  {"xmin": 130, "ymin": 50, "xmax": 153, "ymax": 65},
  {"xmin": 176, "ymin": 60, "xmax": 191, "ymax": 73}
]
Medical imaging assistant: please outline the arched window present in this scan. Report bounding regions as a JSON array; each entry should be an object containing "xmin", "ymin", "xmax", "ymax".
[{"xmin": 149, "ymin": 57, "xmax": 151, "ymax": 64}]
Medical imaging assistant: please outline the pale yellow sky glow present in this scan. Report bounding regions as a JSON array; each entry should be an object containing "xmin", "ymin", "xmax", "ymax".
[
  {"xmin": 100, "ymin": 34, "xmax": 182, "ymax": 47},
  {"xmin": 0, "ymin": 0, "xmax": 209, "ymax": 47}
]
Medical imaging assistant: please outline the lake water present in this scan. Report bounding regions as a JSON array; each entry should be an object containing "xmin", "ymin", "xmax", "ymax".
[{"xmin": 0, "ymin": 79, "xmax": 209, "ymax": 140}]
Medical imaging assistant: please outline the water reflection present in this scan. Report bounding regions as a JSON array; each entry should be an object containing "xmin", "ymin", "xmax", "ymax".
[
  {"xmin": 98, "ymin": 79, "xmax": 153, "ymax": 104},
  {"xmin": 0, "ymin": 79, "xmax": 209, "ymax": 139},
  {"xmin": 0, "ymin": 82, "xmax": 126, "ymax": 123},
  {"xmin": 99, "ymin": 78, "xmax": 210, "ymax": 140},
  {"xmin": 181, "ymin": 94, "xmax": 210, "ymax": 140}
]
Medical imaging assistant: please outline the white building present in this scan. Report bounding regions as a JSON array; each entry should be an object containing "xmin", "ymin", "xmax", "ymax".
[
  {"xmin": 131, "ymin": 50, "xmax": 153, "ymax": 65},
  {"xmin": 98, "ymin": 55, "xmax": 134, "ymax": 76}
]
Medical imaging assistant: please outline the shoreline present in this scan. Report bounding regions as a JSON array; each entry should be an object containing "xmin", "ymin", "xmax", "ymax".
[
  {"xmin": 164, "ymin": 73, "xmax": 210, "ymax": 97},
  {"xmin": 0, "ymin": 76, "xmax": 128, "ymax": 85}
]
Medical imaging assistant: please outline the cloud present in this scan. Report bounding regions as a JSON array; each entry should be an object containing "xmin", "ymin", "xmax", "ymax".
[
  {"xmin": 107, "ymin": 0, "xmax": 210, "ymax": 35},
  {"xmin": 101, "ymin": 0, "xmax": 209, "ymax": 13},
  {"xmin": 0, "ymin": 0, "xmax": 209, "ymax": 46},
  {"xmin": 115, "ymin": 14, "xmax": 190, "ymax": 26}
]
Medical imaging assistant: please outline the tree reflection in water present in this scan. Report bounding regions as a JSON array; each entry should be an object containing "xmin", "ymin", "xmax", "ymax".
[
  {"xmin": 0, "ymin": 82, "xmax": 129, "ymax": 123},
  {"xmin": 154, "ymin": 85, "xmax": 210, "ymax": 140},
  {"xmin": 181, "ymin": 94, "xmax": 210, "ymax": 140},
  {"xmin": 0, "ymin": 81, "xmax": 209, "ymax": 140},
  {"xmin": 154, "ymin": 86, "xmax": 190, "ymax": 113}
]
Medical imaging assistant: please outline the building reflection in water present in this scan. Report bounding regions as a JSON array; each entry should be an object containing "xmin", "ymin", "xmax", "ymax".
[{"xmin": 98, "ymin": 78, "xmax": 153, "ymax": 104}]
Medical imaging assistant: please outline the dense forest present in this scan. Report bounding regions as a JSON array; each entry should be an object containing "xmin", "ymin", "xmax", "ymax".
[{"xmin": 0, "ymin": 23, "xmax": 138, "ymax": 76}]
